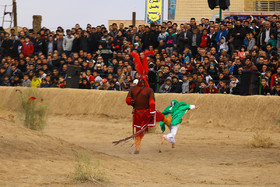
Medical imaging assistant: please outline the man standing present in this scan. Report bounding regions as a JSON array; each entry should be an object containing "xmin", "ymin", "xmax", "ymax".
[
  {"xmin": 63, "ymin": 29, "xmax": 74, "ymax": 56},
  {"xmin": 126, "ymin": 78, "xmax": 172, "ymax": 154},
  {"xmin": 262, "ymin": 21, "xmax": 276, "ymax": 48}
]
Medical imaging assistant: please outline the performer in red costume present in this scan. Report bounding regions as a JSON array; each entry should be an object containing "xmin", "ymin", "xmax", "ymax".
[{"xmin": 126, "ymin": 52, "xmax": 172, "ymax": 154}]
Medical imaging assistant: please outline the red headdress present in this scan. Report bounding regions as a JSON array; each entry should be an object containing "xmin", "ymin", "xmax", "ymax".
[{"xmin": 131, "ymin": 52, "xmax": 150, "ymax": 87}]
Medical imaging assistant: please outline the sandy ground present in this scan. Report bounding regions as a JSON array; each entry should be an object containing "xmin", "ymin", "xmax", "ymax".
[
  {"xmin": 0, "ymin": 88, "xmax": 280, "ymax": 186},
  {"xmin": 1, "ymin": 113, "xmax": 280, "ymax": 186}
]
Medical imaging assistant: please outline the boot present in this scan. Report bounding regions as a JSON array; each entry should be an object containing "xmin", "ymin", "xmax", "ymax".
[
  {"xmin": 163, "ymin": 114, "xmax": 172, "ymax": 126},
  {"xmin": 134, "ymin": 136, "xmax": 141, "ymax": 154}
]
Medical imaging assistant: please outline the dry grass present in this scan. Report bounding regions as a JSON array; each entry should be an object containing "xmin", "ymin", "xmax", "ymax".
[
  {"xmin": 73, "ymin": 151, "xmax": 108, "ymax": 185},
  {"xmin": 17, "ymin": 89, "xmax": 48, "ymax": 131},
  {"xmin": 249, "ymin": 132, "xmax": 273, "ymax": 148}
]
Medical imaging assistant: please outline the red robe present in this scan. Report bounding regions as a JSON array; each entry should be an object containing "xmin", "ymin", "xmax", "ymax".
[{"xmin": 126, "ymin": 85, "xmax": 164, "ymax": 139}]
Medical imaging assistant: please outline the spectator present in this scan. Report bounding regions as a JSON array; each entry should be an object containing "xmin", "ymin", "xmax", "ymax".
[
  {"xmin": 260, "ymin": 78, "xmax": 271, "ymax": 95},
  {"xmin": 22, "ymin": 37, "xmax": 34, "ymax": 57},
  {"xmin": 63, "ymin": 29, "xmax": 74, "ymax": 56},
  {"xmin": 219, "ymin": 80, "xmax": 230, "ymax": 94},
  {"xmin": 22, "ymin": 74, "xmax": 31, "ymax": 87},
  {"xmin": 0, "ymin": 17, "xmax": 278, "ymax": 96},
  {"xmin": 205, "ymin": 80, "xmax": 219, "ymax": 94},
  {"xmin": 30, "ymin": 74, "xmax": 42, "ymax": 88},
  {"xmin": 271, "ymin": 84, "xmax": 280, "ymax": 96},
  {"xmin": 170, "ymin": 75, "xmax": 182, "ymax": 93},
  {"xmin": 159, "ymin": 77, "xmax": 172, "ymax": 93}
]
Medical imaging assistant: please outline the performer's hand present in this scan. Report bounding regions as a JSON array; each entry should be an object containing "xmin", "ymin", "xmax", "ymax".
[{"xmin": 195, "ymin": 105, "xmax": 200, "ymax": 109}]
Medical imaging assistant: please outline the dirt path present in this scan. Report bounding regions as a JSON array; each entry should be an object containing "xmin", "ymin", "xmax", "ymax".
[{"xmin": 44, "ymin": 116, "xmax": 280, "ymax": 186}]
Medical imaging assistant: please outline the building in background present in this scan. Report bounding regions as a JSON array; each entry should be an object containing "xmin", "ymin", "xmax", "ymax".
[
  {"xmin": 173, "ymin": 0, "xmax": 280, "ymax": 21},
  {"xmin": 108, "ymin": 0, "xmax": 280, "ymax": 27}
]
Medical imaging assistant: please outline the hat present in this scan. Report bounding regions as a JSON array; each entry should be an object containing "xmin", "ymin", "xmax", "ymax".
[
  {"xmin": 102, "ymin": 78, "xmax": 107, "ymax": 83},
  {"xmin": 89, "ymin": 75, "xmax": 95, "ymax": 82},
  {"xmin": 172, "ymin": 75, "xmax": 179, "ymax": 79},
  {"xmin": 166, "ymin": 77, "xmax": 172, "ymax": 81}
]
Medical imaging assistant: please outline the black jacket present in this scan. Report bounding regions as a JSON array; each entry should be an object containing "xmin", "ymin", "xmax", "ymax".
[
  {"xmin": 261, "ymin": 28, "xmax": 277, "ymax": 45},
  {"xmin": 170, "ymin": 81, "xmax": 182, "ymax": 93},
  {"xmin": 178, "ymin": 31, "xmax": 191, "ymax": 52},
  {"xmin": 72, "ymin": 38, "xmax": 80, "ymax": 53},
  {"xmin": 231, "ymin": 26, "xmax": 246, "ymax": 48}
]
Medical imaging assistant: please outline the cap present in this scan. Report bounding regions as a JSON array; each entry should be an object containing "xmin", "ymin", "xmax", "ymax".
[
  {"xmin": 172, "ymin": 75, "xmax": 179, "ymax": 79},
  {"xmin": 102, "ymin": 78, "xmax": 107, "ymax": 83},
  {"xmin": 89, "ymin": 75, "xmax": 95, "ymax": 82},
  {"xmin": 166, "ymin": 77, "xmax": 172, "ymax": 81}
]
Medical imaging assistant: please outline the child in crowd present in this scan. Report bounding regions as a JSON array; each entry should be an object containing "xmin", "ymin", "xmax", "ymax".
[
  {"xmin": 271, "ymin": 84, "xmax": 280, "ymax": 96},
  {"xmin": 268, "ymin": 34, "xmax": 277, "ymax": 50},
  {"xmin": 159, "ymin": 77, "xmax": 172, "ymax": 93},
  {"xmin": 219, "ymin": 80, "xmax": 230, "ymax": 94},
  {"xmin": 238, "ymin": 46, "xmax": 246, "ymax": 60},
  {"xmin": 260, "ymin": 78, "xmax": 271, "ymax": 95},
  {"xmin": 198, "ymin": 81, "xmax": 207, "ymax": 94},
  {"xmin": 182, "ymin": 74, "xmax": 189, "ymax": 94},
  {"xmin": 30, "ymin": 74, "xmax": 42, "ymax": 88},
  {"xmin": 22, "ymin": 74, "xmax": 31, "ymax": 87},
  {"xmin": 219, "ymin": 37, "xmax": 228, "ymax": 53},
  {"xmin": 205, "ymin": 80, "xmax": 218, "ymax": 94}
]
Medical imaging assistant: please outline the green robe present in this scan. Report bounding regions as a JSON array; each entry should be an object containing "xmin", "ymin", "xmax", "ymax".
[{"xmin": 160, "ymin": 100, "xmax": 192, "ymax": 132}]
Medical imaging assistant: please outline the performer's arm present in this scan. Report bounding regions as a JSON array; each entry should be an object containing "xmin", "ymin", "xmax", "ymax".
[
  {"xmin": 149, "ymin": 98, "xmax": 155, "ymax": 112},
  {"xmin": 148, "ymin": 88, "xmax": 156, "ymax": 112},
  {"xmin": 126, "ymin": 89, "xmax": 133, "ymax": 106}
]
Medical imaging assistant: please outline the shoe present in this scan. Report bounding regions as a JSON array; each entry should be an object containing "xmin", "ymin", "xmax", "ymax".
[
  {"xmin": 163, "ymin": 114, "xmax": 172, "ymax": 126},
  {"xmin": 134, "ymin": 150, "xmax": 140, "ymax": 154}
]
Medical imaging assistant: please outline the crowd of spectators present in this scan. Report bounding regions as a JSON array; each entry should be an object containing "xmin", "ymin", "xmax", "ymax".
[{"xmin": 0, "ymin": 15, "xmax": 280, "ymax": 95}]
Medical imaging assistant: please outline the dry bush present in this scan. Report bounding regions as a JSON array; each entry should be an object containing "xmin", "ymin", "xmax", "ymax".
[
  {"xmin": 249, "ymin": 132, "xmax": 273, "ymax": 148},
  {"xmin": 17, "ymin": 89, "xmax": 48, "ymax": 131},
  {"xmin": 73, "ymin": 151, "xmax": 108, "ymax": 185}
]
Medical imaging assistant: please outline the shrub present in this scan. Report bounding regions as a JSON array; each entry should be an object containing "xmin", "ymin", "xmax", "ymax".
[
  {"xmin": 73, "ymin": 151, "xmax": 108, "ymax": 185},
  {"xmin": 249, "ymin": 132, "xmax": 273, "ymax": 148},
  {"xmin": 17, "ymin": 89, "xmax": 48, "ymax": 131}
]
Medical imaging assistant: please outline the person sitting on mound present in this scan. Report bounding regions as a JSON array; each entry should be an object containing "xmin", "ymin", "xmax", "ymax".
[{"xmin": 160, "ymin": 100, "xmax": 199, "ymax": 148}]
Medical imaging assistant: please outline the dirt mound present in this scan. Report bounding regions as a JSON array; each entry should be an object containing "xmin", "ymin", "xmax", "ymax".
[
  {"xmin": 1, "ymin": 87, "xmax": 280, "ymax": 131},
  {"xmin": 0, "ymin": 117, "xmax": 112, "ymax": 186}
]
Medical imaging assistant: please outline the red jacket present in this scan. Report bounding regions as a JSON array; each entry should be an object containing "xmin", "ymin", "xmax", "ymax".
[
  {"xmin": 22, "ymin": 42, "xmax": 34, "ymax": 57},
  {"xmin": 200, "ymin": 35, "xmax": 209, "ymax": 49},
  {"xmin": 205, "ymin": 86, "xmax": 219, "ymax": 94}
]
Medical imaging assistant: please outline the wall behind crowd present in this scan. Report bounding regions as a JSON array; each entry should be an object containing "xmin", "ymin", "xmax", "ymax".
[{"xmin": 0, "ymin": 16, "xmax": 280, "ymax": 96}]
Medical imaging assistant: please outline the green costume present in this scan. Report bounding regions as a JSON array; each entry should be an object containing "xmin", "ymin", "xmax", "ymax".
[{"xmin": 160, "ymin": 100, "xmax": 193, "ymax": 132}]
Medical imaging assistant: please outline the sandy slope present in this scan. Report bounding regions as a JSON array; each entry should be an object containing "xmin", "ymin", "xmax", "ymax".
[{"xmin": 0, "ymin": 87, "xmax": 280, "ymax": 186}]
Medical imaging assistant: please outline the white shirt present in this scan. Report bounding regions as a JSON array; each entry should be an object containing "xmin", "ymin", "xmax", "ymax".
[{"xmin": 265, "ymin": 29, "xmax": 270, "ymax": 43}]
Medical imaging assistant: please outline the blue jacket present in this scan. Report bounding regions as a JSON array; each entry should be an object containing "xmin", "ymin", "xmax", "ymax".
[{"xmin": 215, "ymin": 30, "xmax": 228, "ymax": 44}]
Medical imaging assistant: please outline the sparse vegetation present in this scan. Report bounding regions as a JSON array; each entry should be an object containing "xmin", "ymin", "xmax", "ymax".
[
  {"xmin": 73, "ymin": 151, "xmax": 108, "ymax": 185},
  {"xmin": 249, "ymin": 132, "xmax": 273, "ymax": 148},
  {"xmin": 17, "ymin": 89, "xmax": 48, "ymax": 131}
]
